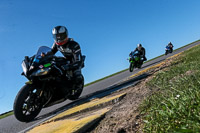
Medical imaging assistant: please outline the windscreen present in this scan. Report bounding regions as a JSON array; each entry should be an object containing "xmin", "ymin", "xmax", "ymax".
[
  {"xmin": 35, "ymin": 46, "xmax": 52, "ymax": 58},
  {"xmin": 33, "ymin": 46, "xmax": 52, "ymax": 64}
]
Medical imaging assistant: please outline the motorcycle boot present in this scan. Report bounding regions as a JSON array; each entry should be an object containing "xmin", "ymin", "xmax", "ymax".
[
  {"xmin": 71, "ymin": 69, "xmax": 84, "ymax": 95},
  {"xmin": 138, "ymin": 56, "xmax": 143, "ymax": 68}
]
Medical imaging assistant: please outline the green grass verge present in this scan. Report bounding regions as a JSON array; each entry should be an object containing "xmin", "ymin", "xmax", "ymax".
[
  {"xmin": 0, "ymin": 111, "xmax": 13, "ymax": 119},
  {"xmin": 140, "ymin": 43, "xmax": 200, "ymax": 132}
]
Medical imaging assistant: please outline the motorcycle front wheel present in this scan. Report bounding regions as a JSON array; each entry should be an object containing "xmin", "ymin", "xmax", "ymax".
[
  {"xmin": 129, "ymin": 62, "xmax": 134, "ymax": 72},
  {"xmin": 13, "ymin": 84, "xmax": 43, "ymax": 122}
]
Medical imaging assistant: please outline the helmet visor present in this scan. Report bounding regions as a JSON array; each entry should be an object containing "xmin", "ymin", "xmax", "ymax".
[{"xmin": 53, "ymin": 33, "xmax": 67, "ymax": 42}]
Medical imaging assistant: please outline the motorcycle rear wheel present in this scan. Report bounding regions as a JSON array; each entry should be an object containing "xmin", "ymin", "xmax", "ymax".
[
  {"xmin": 165, "ymin": 50, "xmax": 169, "ymax": 55},
  {"xmin": 13, "ymin": 84, "xmax": 43, "ymax": 122}
]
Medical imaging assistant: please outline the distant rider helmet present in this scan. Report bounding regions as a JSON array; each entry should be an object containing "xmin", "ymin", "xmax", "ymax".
[
  {"xmin": 52, "ymin": 26, "xmax": 68, "ymax": 46},
  {"xmin": 137, "ymin": 44, "xmax": 142, "ymax": 51},
  {"xmin": 137, "ymin": 43, "xmax": 142, "ymax": 47}
]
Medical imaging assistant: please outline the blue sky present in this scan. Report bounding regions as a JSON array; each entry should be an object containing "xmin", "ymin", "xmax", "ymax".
[{"xmin": 0, "ymin": 0, "xmax": 200, "ymax": 114}]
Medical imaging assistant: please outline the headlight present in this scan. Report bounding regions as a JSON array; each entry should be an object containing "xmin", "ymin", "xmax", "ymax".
[
  {"xmin": 31, "ymin": 67, "xmax": 51, "ymax": 76},
  {"xmin": 22, "ymin": 61, "xmax": 28, "ymax": 75}
]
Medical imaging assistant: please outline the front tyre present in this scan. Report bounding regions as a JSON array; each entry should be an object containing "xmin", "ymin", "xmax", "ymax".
[
  {"xmin": 13, "ymin": 84, "xmax": 43, "ymax": 122},
  {"xmin": 129, "ymin": 62, "xmax": 134, "ymax": 72}
]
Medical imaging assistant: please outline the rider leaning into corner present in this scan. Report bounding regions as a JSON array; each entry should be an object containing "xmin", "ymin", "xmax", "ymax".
[
  {"xmin": 48, "ymin": 25, "xmax": 84, "ymax": 93},
  {"xmin": 167, "ymin": 41, "xmax": 174, "ymax": 52},
  {"xmin": 129, "ymin": 43, "xmax": 147, "ymax": 63}
]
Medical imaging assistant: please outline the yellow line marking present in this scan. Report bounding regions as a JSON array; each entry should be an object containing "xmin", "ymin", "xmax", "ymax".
[
  {"xmin": 47, "ymin": 93, "xmax": 126, "ymax": 123},
  {"xmin": 166, "ymin": 52, "xmax": 183, "ymax": 60},
  {"xmin": 28, "ymin": 93, "xmax": 126, "ymax": 133},
  {"xmin": 28, "ymin": 107, "xmax": 111, "ymax": 133}
]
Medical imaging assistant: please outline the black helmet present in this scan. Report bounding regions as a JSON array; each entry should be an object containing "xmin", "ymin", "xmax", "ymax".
[
  {"xmin": 137, "ymin": 44, "xmax": 142, "ymax": 51},
  {"xmin": 52, "ymin": 26, "xmax": 68, "ymax": 45},
  {"xmin": 137, "ymin": 43, "xmax": 142, "ymax": 48}
]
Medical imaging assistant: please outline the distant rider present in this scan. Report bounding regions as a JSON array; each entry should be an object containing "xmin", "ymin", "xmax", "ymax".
[
  {"xmin": 49, "ymin": 25, "xmax": 84, "ymax": 93},
  {"xmin": 129, "ymin": 44, "xmax": 147, "ymax": 63},
  {"xmin": 166, "ymin": 42, "xmax": 174, "ymax": 52}
]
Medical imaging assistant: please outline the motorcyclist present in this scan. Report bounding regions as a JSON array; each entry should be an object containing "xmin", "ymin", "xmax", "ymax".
[
  {"xmin": 49, "ymin": 26, "xmax": 84, "ymax": 94},
  {"xmin": 167, "ymin": 42, "xmax": 174, "ymax": 52},
  {"xmin": 129, "ymin": 44, "xmax": 147, "ymax": 63}
]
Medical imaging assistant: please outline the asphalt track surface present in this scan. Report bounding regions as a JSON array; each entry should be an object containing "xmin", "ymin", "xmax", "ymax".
[{"xmin": 0, "ymin": 40, "xmax": 199, "ymax": 133}]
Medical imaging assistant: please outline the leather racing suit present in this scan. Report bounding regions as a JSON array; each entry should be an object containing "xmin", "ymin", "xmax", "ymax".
[{"xmin": 50, "ymin": 38, "xmax": 84, "ymax": 89}]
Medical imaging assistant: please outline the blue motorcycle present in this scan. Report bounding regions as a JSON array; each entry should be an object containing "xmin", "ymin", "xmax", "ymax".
[{"xmin": 165, "ymin": 45, "xmax": 173, "ymax": 55}]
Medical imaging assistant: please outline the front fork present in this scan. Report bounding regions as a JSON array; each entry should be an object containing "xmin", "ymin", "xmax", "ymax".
[
  {"xmin": 25, "ymin": 81, "xmax": 51, "ymax": 107},
  {"xmin": 25, "ymin": 80, "xmax": 44, "ymax": 97}
]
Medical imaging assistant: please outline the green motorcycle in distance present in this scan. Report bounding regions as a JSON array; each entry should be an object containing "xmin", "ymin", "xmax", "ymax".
[{"xmin": 128, "ymin": 51, "xmax": 143, "ymax": 72}]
